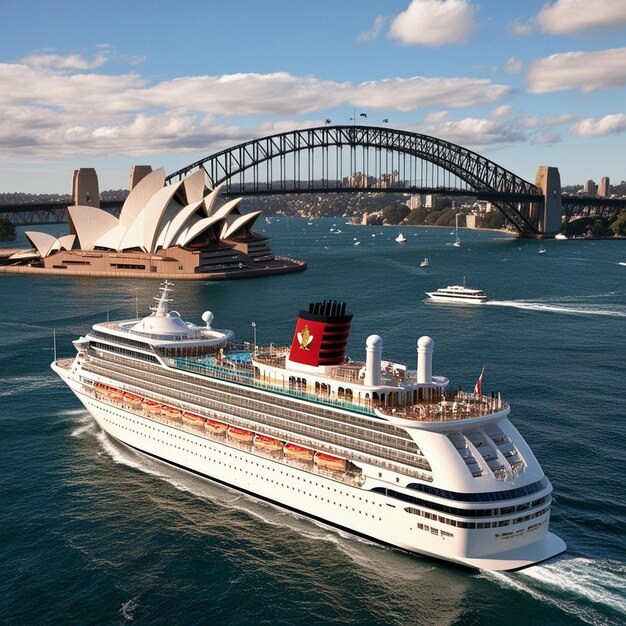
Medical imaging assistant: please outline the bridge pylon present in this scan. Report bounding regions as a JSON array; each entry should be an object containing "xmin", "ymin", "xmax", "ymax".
[{"xmin": 533, "ymin": 166, "xmax": 562, "ymax": 237}]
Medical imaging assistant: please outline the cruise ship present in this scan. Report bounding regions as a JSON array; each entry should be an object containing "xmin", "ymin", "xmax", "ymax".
[
  {"xmin": 52, "ymin": 282, "xmax": 565, "ymax": 571},
  {"xmin": 426, "ymin": 282, "xmax": 488, "ymax": 304}
]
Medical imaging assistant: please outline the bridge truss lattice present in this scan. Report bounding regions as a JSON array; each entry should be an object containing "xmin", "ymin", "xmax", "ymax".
[{"xmin": 167, "ymin": 125, "xmax": 543, "ymax": 234}]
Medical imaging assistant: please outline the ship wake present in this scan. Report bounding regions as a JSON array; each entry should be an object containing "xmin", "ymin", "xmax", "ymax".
[
  {"xmin": 482, "ymin": 556, "xmax": 626, "ymax": 625},
  {"xmin": 486, "ymin": 300, "xmax": 626, "ymax": 318}
]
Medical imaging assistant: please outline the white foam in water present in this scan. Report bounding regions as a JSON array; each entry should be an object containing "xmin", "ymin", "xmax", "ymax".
[
  {"xmin": 70, "ymin": 414, "xmax": 96, "ymax": 438},
  {"xmin": 483, "ymin": 557, "xmax": 626, "ymax": 625},
  {"xmin": 120, "ymin": 596, "xmax": 139, "ymax": 622},
  {"xmin": 487, "ymin": 300, "xmax": 626, "ymax": 318},
  {"xmin": 0, "ymin": 374, "xmax": 57, "ymax": 397}
]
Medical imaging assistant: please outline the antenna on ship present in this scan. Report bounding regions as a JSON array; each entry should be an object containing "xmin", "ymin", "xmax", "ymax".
[{"xmin": 152, "ymin": 281, "xmax": 173, "ymax": 317}]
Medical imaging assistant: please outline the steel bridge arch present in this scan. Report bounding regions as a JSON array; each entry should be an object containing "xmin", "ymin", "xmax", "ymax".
[{"xmin": 166, "ymin": 125, "xmax": 542, "ymax": 233}]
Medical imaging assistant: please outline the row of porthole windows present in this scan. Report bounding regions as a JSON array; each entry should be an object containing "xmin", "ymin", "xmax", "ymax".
[
  {"xmin": 404, "ymin": 504, "xmax": 551, "ymax": 530},
  {"xmin": 95, "ymin": 404, "xmax": 390, "ymax": 521}
]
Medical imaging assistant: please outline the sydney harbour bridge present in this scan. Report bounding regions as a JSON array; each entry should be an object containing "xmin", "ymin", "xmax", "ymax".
[{"xmin": 2, "ymin": 125, "xmax": 624, "ymax": 237}]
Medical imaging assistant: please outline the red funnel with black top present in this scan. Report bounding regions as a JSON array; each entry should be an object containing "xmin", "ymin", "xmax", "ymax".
[{"xmin": 288, "ymin": 300, "xmax": 352, "ymax": 367}]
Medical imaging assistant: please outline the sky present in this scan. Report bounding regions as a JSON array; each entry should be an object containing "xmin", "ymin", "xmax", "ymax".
[{"xmin": 1, "ymin": 0, "xmax": 626, "ymax": 194}]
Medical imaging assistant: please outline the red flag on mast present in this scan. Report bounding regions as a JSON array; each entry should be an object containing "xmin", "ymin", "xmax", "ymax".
[{"xmin": 474, "ymin": 367, "xmax": 484, "ymax": 395}]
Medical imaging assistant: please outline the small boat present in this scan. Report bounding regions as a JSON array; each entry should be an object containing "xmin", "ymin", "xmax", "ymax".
[
  {"xmin": 395, "ymin": 233, "xmax": 407, "ymax": 243},
  {"xmin": 161, "ymin": 405, "xmax": 182, "ymax": 418},
  {"xmin": 538, "ymin": 248, "xmax": 546, "ymax": 254},
  {"xmin": 426, "ymin": 278, "xmax": 487, "ymax": 304},
  {"xmin": 554, "ymin": 233, "xmax": 567, "ymax": 240},
  {"xmin": 420, "ymin": 257, "xmax": 429, "ymax": 268},
  {"xmin": 254, "ymin": 434, "xmax": 283, "ymax": 451},
  {"xmin": 107, "ymin": 386, "xmax": 124, "ymax": 400},
  {"xmin": 182, "ymin": 412, "xmax": 205, "ymax": 428},
  {"xmin": 619, "ymin": 261, "xmax": 626, "ymax": 266},
  {"xmin": 205, "ymin": 418, "xmax": 227, "ymax": 434},
  {"xmin": 161, "ymin": 405, "xmax": 182, "ymax": 419},
  {"xmin": 284, "ymin": 443, "xmax": 314, "ymax": 461},
  {"xmin": 453, "ymin": 213, "xmax": 461, "ymax": 247},
  {"xmin": 142, "ymin": 399, "xmax": 162, "ymax": 414},
  {"xmin": 123, "ymin": 392, "xmax": 142, "ymax": 406},
  {"xmin": 227, "ymin": 426, "xmax": 254, "ymax": 443},
  {"xmin": 314, "ymin": 452, "xmax": 347, "ymax": 471}
]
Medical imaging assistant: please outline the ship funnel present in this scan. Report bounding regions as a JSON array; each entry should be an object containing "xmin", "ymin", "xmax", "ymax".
[
  {"xmin": 417, "ymin": 336, "xmax": 433, "ymax": 384},
  {"xmin": 364, "ymin": 335, "xmax": 383, "ymax": 386},
  {"xmin": 288, "ymin": 300, "xmax": 352, "ymax": 367}
]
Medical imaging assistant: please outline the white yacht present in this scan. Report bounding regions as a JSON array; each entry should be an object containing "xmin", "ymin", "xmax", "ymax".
[
  {"xmin": 426, "ymin": 281, "xmax": 487, "ymax": 304},
  {"xmin": 420, "ymin": 258, "xmax": 429, "ymax": 268},
  {"xmin": 52, "ymin": 282, "xmax": 564, "ymax": 571},
  {"xmin": 395, "ymin": 233, "xmax": 407, "ymax": 243},
  {"xmin": 554, "ymin": 233, "xmax": 567, "ymax": 240}
]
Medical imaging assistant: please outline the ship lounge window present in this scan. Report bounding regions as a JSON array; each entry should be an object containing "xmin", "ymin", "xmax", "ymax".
[{"xmin": 405, "ymin": 477, "xmax": 549, "ymax": 503}]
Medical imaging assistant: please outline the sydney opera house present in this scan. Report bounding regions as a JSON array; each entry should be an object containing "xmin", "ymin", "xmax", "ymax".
[{"xmin": 6, "ymin": 166, "xmax": 305, "ymax": 280}]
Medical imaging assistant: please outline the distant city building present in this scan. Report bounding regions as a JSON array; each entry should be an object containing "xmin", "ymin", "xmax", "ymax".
[
  {"xmin": 408, "ymin": 194, "xmax": 423, "ymax": 210},
  {"xmin": 583, "ymin": 179, "xmax": 597, "ymax": 197},
  {"xmin": 598, "ymin": 176, "xmax": 610, "ymax": 198}
]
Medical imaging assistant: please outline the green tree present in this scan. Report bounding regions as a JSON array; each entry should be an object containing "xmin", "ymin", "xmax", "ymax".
[
  {"xmin": 589, "ymin": 219, "xmax": 612, "ymax": 237},
  {"xmin": 0, "ymin": 217, "xmax": 16, "ymax": 241},
  {"xmin": 382, "ymin": 203, "xmax": 411, "ymax": 224},
  {"xmin": 609, "ymin": 211, "xmax": 626, "ymax": 236}
]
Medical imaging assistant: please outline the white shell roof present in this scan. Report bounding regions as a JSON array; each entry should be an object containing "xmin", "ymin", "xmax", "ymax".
[{"xmin": 21, "ymin": 168, "xmax": 264, "ymax": 259}]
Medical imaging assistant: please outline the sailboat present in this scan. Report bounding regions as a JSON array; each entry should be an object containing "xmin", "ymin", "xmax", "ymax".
[
  {"xmin": 395, "ymin": 233, "xmax": 407, "ymax": 243},
  {"xmin": 453, "ymin": 213, "xmax": 461, "ymax": 247},
  {"xmin": 420, "ymin": 258, "xmax": 429, "ymax": 267}
]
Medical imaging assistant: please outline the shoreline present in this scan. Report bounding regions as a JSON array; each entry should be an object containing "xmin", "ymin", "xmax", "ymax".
[{"xmin": 0, "ymin": 256, "xmax": 307, "ymax": 280}]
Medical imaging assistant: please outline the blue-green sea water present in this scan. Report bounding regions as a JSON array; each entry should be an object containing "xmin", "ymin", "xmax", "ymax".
[{"xmin": 1, "ymin": 218, "xmax": 625, "ymax": 625}]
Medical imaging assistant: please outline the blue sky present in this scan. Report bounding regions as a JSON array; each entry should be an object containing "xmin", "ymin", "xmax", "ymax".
[{"xmin": 1, "ymin": 0, "xmax": 626, "ymax": 193}]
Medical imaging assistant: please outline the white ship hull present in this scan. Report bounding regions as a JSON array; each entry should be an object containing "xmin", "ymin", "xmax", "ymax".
[
  {"xmin": 54, "ymin": 363, "xmax": 565, "ymax": 571},
  {"xmin": 426, "ymin": 293, "xmax": 486, "ymax": 304}
]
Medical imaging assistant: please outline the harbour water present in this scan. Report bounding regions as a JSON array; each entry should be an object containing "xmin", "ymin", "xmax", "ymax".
[{"xmin": 1, "ymin": 218, "xmax": 625, "ymax": 624}]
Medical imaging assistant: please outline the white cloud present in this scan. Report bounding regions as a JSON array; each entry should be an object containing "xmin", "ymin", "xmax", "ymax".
[
  {"xmin": 389, "ymin": 0, "xmax": 478, "ymax": 46},
  {"xmin": 527, "ymin": 47, "xmax": 626, "ymax": 93},
  {"xmin": 536, "ymin": 0, "xmax": 626, "ymax": 35},
  {"xmin": 490, "ymin": 105, "xmax": 513, "ymax": 118},
  {"xmin": 20, "ymin": 52, "xmax": 108, "ymax": 70},
  {"xmin": 510, "ymin": 20, "xmax": 534, "ymax": 35},
  {"xmin": 533, "ymin": 132, "xmax": 561, "ymax": 144},
  {"xmin": 423, "ymin": 110, "xmax": 449, "ymax": 124},
  {"xmin": 570, "ymin": 114, "xmax": 626, "ymax": 136},
  {"xmin": 419, "ymin": 117, "xmax": 526, "ymax": 148},
  {"xmin": 357, "ymin": 15, "xmax": 387, "ymax": 42},
  {"xmin": 353, "ymin": 77, "xmax": 508, "ymax": 110},
  {"xmin": 505, "ymin": 57, "xmax": 523, "ymax": 74},
  {"xmin": 0, "ymin": 58, "xmax": 512, "ymax": 159}
]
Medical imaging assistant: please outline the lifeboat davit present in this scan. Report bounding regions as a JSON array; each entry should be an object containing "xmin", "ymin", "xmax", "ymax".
[
  {"xmin": 161, "ymin": 405, "xmax": 182, "ymax": 419},
  {"xmin": 284, "ymin": 443, "xmax": 314, "ymax": 461},
  {"xmin": 182, "ymin": 412, "xmax": 205, "ymax": 428},
  {"xmin": 227, "ymin": 426, "xmax": 254, "ymax": 443},
  {"xmin": 314, "ymin": 452, "xmax": 347, "ymax": 471},
  {"xmin": 254, "ymin": 434, "xmax": 283, "ymax": 451},
  {"xmin": 205, "ymin": 419, "xmax": 227, "ymax": 434}
]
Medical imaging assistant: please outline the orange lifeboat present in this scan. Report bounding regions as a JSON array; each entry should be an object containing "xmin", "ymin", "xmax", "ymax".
[
  {"xmin": 205, "ymin": 419, "xmax": 227, "ymax": 434},
  {"xmin": 161, "ymin": 405, "xmax": 182, "ymax": 419},
  {"xmin": 123, "ymin": 392, "xmax": 142, "ymax": 406},
  {"xmin": 108, "ymin": 387, "xmax": 124, "ymax": 400},
  {"xmin": 142, "ymin": 399, "xmax": 162, "ymax": 414},
  {"xmin": 314, "ymin": 452, "xmax": 347, "ymax": 471},
  {"xmin": 182, "ymin": 412, "xmax": 205, "ymax": 428},
  {"xmin": 284, "ymin": 443, "xmax": 314, "ymax": 461},
  {"xmin": 254, "ymin": 434, "xmax": 283, "ymax": 451},
  {"xmin": 227, "ymin": 426, "xmax": 254, "ymax": 443}
]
